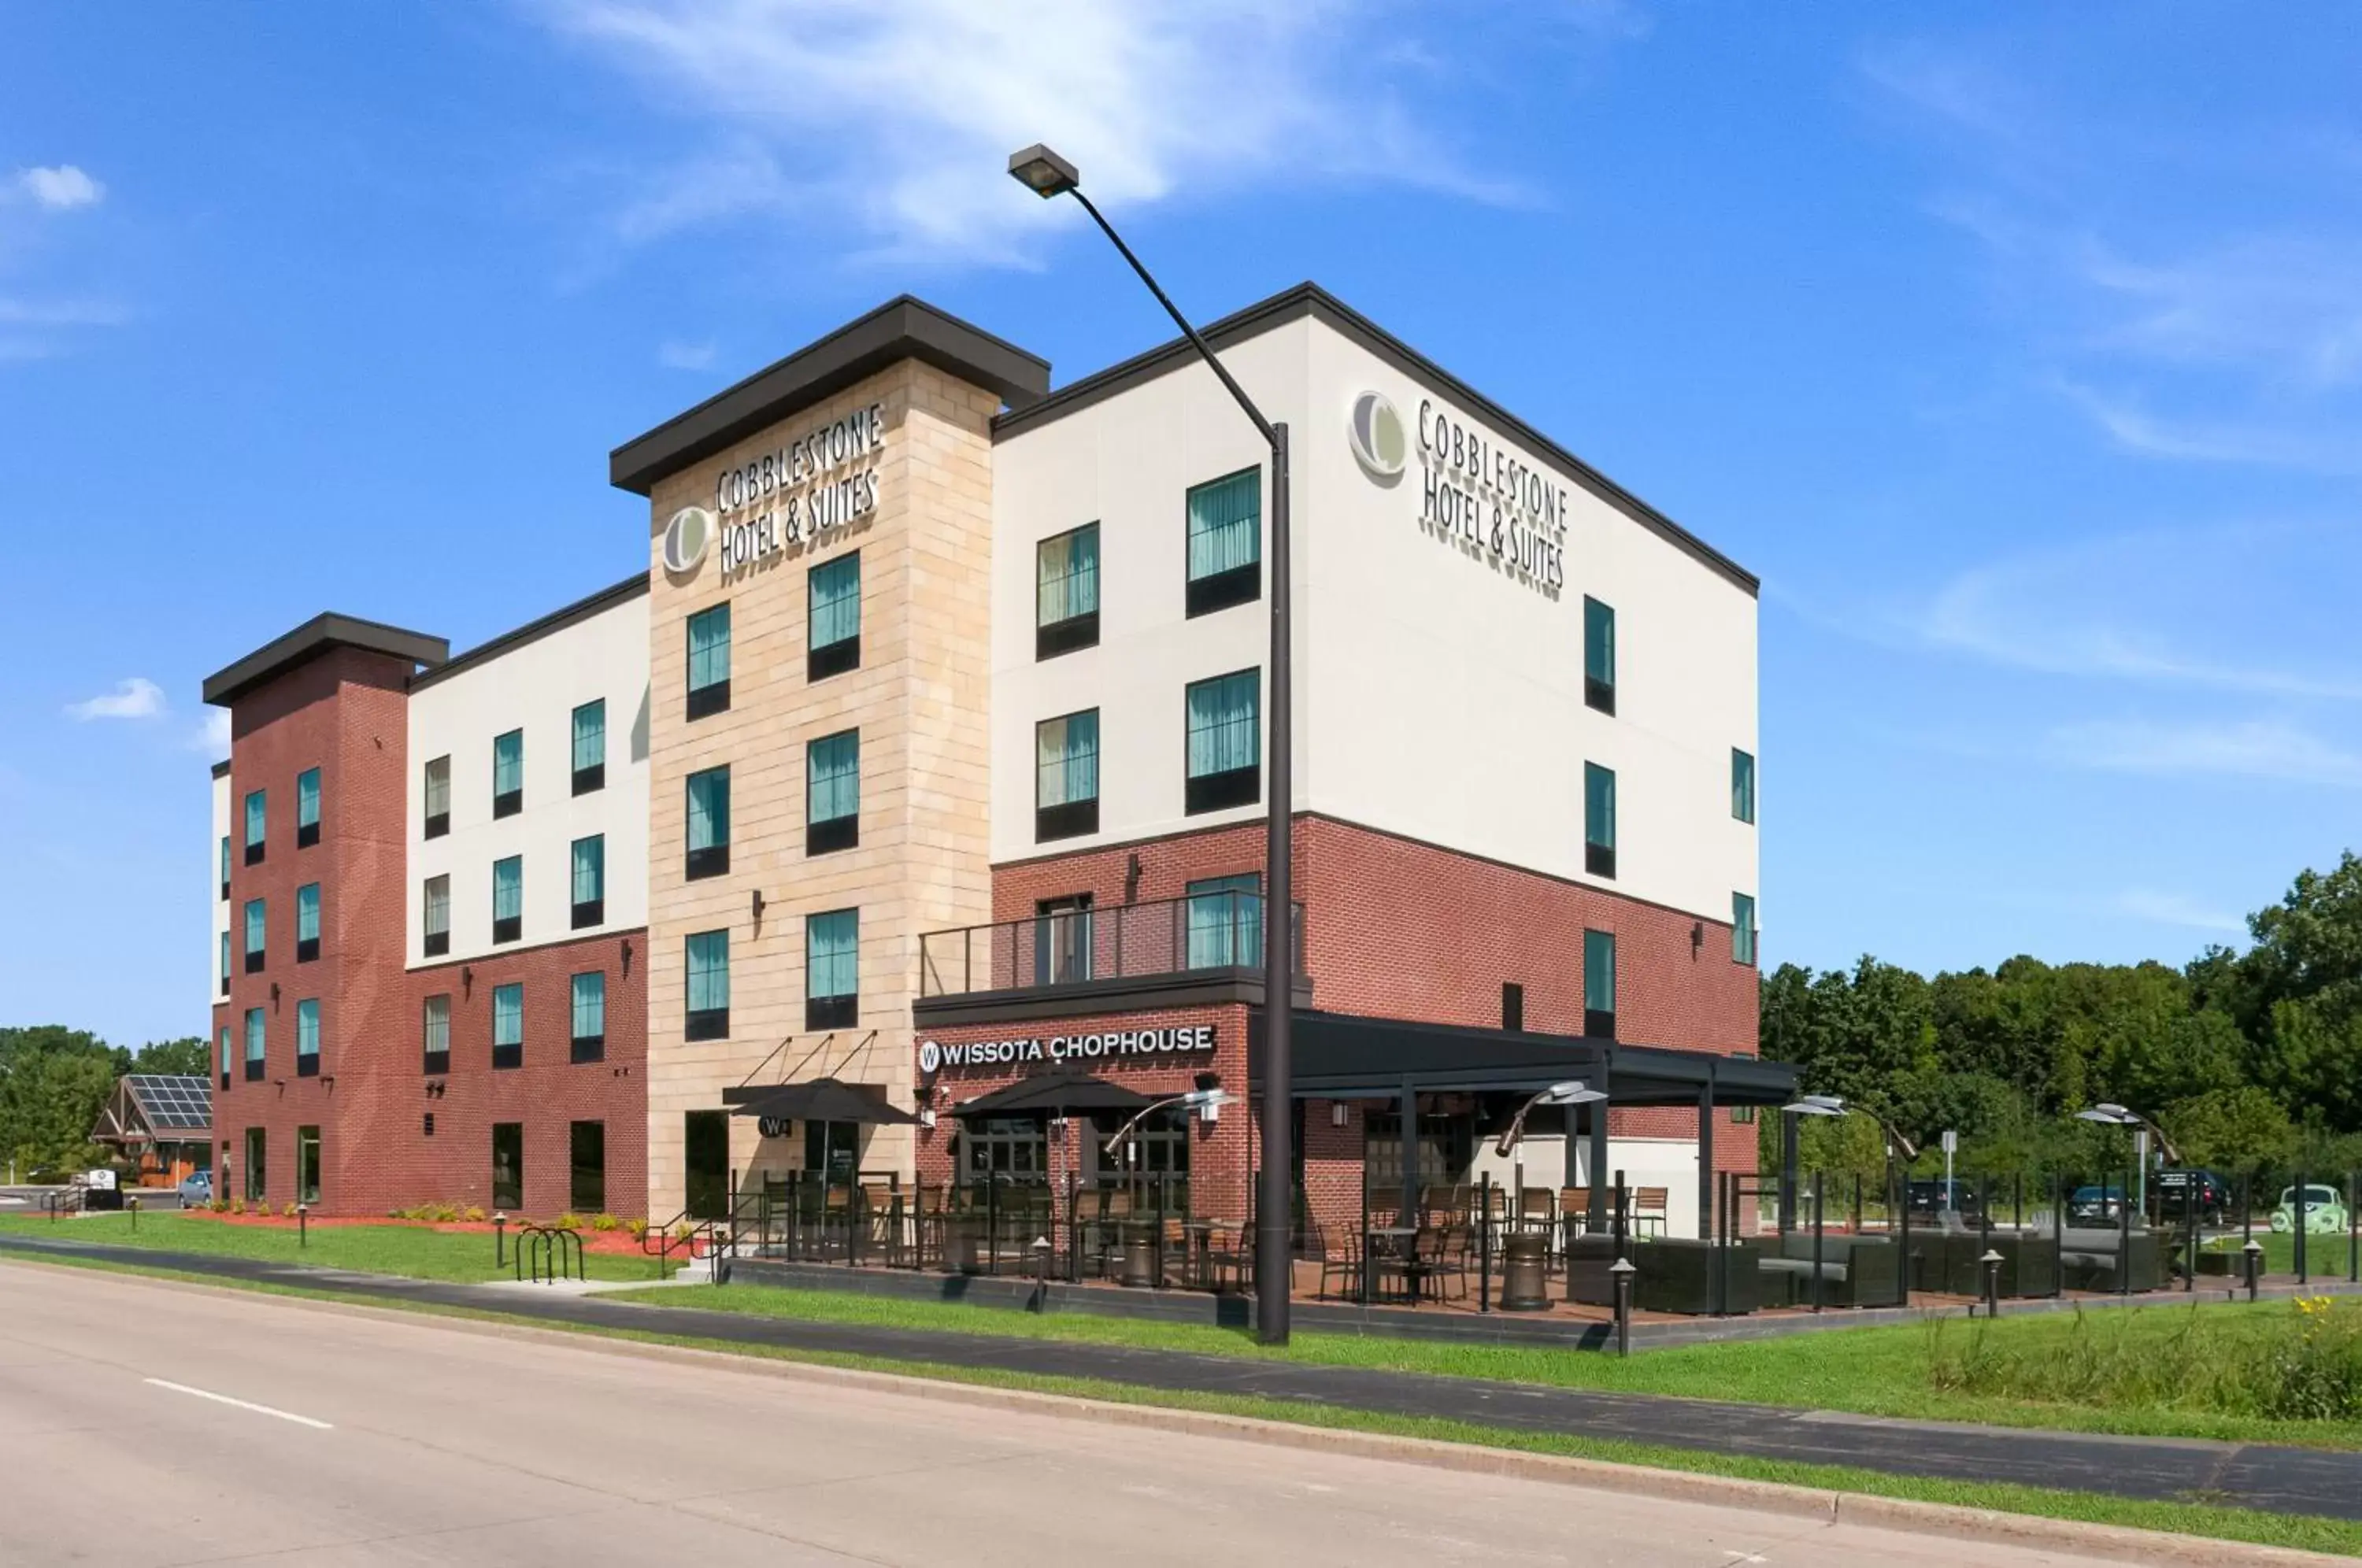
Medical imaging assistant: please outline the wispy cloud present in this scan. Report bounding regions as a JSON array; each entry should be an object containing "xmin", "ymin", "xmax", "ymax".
[
  {"xmin": 193, "ymin": 709, "xmax": 231, "ymax": 759},
  {"xmin": 657, "ymin": 337, "xmax": 715, "ymax": 370},
  {"xmin": 2045, "ymin": 717, "xmax": 2362, "ymax": 788},
  {"xmin": 2112, "ymin": 889, "xmax": 2245, "ymax": 936},
  {"xmin": 66, "ymin": 677, "xmax": 166, "ymax": 722},
  {"xmin": 13, "ymin": 165, "xmax": 104, "ymax": 211},
  {"xmin": 533, "ymin": 0, "xmax": 1538, "ymax": 264}
]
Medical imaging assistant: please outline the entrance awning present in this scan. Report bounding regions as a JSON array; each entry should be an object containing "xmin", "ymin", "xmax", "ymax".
[
  {"xmin": 730, "ymin": 1078, "xmax": 919, "ymax": 1125},
  {"xmin": 952, "ymin": 1069, "xmax": 1153, "ymax": 1117}
]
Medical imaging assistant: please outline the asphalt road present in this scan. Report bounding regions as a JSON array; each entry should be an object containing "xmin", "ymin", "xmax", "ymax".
[{"xmin": 0, "ymin": 1264, "xmax": 2156, "ymax": 1567}]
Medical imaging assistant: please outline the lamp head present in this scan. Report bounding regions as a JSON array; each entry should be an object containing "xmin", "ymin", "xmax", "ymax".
[
  {"xmin": 1783, "ymin": 1093, "xmax": 1844, "ymax": 1118},
  {"xmin": 1008, "ymin": 143, "xmax": 1079, "ymax": 198},
  {"xmin": 2075, "ymin": 1104, "xmax": 2136, "ymax": 1126},
  {"xmin": 1538, "ymin": 1080, "xmax": 1607, "ymax": 1107}
]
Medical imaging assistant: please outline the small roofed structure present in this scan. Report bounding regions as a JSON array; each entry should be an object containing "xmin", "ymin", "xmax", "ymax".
[{"xmin": 92, "ymin": 1075, "xmax": 213, "ymax": 1187}]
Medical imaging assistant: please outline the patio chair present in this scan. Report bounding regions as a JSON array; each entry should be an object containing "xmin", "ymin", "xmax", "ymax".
[
  {"xmin": 1313, "ymin": 1222, "xmax": 1361, "ymax": 1300},
  {"xmin": 1203, "ymin": 1219, "xmax": 1254, "ymax": 1292},
  {"xmin": 1633, "ymin": 1187, "xmax": 1670, "ymax": 1237}
]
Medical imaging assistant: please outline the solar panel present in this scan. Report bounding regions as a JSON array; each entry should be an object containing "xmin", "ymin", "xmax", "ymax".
[{"xmin": 124, "ymin": 1075, "xmax": 212, "ymax": 1131}]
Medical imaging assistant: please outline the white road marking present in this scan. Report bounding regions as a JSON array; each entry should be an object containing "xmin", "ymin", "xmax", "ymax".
[{"xmin": 143, "ymin": 1378, "xmax": 334, "ymax": 1429}]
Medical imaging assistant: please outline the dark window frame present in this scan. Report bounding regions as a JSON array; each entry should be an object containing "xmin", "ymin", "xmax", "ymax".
[
  {"xmin": 491, "ymin": 729, "xmax": 524, "ymax": 819},
  {"xmin": 572, "ymin": 762, "xmax": 605, "ymax": 797},
  {"xmin": 491, "ymin": 1122, "xmax": 523, "ymax": 1211},
  {"xmin": 1035, "ymin": 521, "xmax": 1101, "ymax": 659},
  {"xmin": 687, "ymin": 603, "xmax": 732, "ymax": 720},
  {"xmin": 805, "ymin": 993, "xmax": 857, "ymax": 1031},
  {"xmin": 685, "ymin": 1007, "xmax": 730, "ymax": 1042},
  {"xmin": 1583, "ymin": 596, "xmax": 1616, "ymax": 716},
  {"xmin": 805, "ymin": 730, "xmax": 859, "ymax": 856},
  {"xmin": 423, "ymin": 755, "xmax": 451, "ymax": 839},
  {"xmin": 808, "ymin": 551, "xmax": 862, "ymax": 681},
  {"xmin": 1183, "ymin": 468, "xmax": 1263, "ymax": 619},
  {"xmin": 569, "ymin": 1120, "xmax": 606, "ymax": 1214},
  {"xmin": 1501, "ymin": 982, "xmax": 1524, "ymax": 1034}
]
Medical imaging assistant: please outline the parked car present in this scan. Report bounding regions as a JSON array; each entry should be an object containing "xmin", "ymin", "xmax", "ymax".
[
  {"xmin": 2153, "ymin": 1168, "xmax": 2231, "ymax": 1224},
  {"xmin": 2069, "ymin": 1184, "xmax": 2129, "ymax": 1223},
  {"xmin": 1906, "ymin": 1178, "xmax": 1983, "ymax": 1219},
  {"xmin": 177, "ymin": 1170, "xmax": 213, "ymax": 1206},
  {"xmin": 2270, "ymin": 1185, "xmax": 2349, "ymax": 1235}
]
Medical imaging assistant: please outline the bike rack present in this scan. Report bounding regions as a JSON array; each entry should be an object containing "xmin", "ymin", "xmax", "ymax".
[{"xmin": 513, "ymin": 1223, "xmax": 585, "ymax": 1284}]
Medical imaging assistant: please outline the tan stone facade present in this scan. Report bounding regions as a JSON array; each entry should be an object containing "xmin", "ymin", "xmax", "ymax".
[{"xmin": 639, "ymin": 361, "xmax": 1000, "ymax": 1217}]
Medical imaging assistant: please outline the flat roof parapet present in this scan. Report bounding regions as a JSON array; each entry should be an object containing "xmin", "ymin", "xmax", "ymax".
[{"xmin": 202, "ymin": 613, "xmax": 448, "ymax": 707}]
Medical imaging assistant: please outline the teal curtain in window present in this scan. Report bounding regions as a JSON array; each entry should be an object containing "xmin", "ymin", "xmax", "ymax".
[
  {"xmin": 296, "ymin": 999, "xmax": 320, "ymax": 1060},
  {"xmin": 1731, "ymin": 749, "xmax": 1756, "ymax": 824},
  {"xmin": 297, "ymin": 883, "xmax": 320, "ymax": 943},
  {"xmin": 1186, "ymin": 671, "xmax": 1260, "ymax": 778},
  {"xmin": 573, "ymin": 701, "xmax": 605, "ymax": 773},
  {"xmin": 687, "ymin": 930, "xmax": 730, "ymax": 1013},
  {"xmin": 571, "ymin": 836, "xmax": 604, "ymax": 905},
  {"xmin": 806, "ymin": 910, "xmax": 857, "ymax": 1000},
  {"xmin": 807, "ymin": 731, "xmax": 859, "ymax": 823},
  {"xmin": 1585, "ymin": 764, "xmax": 1616, "ymax": 849},
  {"xmin": 1584, "ymin": 929, "xmax": 1617, "ymax": 1015},
  {"xmin": 1733, "ymin": 893, "xmax": 1757, "ymax": 965},
  {"xmin": 492, "ymin": 857, "xmax": 522, "ymax": 923},
  {"xmin": 423, "ymin": 876, "xmax": 449, "ymax": 937},
  {"xmin": 1186, "ymin": 470, "xmax": 1261, "ymax": 581},
  {"xmin": 424, "ymin": 757, "xmax": 450, "ymax": 819},
  {"xmin": 219, "ymin": 1027, "xmax": 232, "ymax": 1075},
  {"xmin": 1035, "ymin": 712, "xmax": 1098, "ymax": 807},
  {"xmin": 1185, "ymin": 874, "xmax": 1262, "ymax": 969},
  {"xmin": 687, "ymin": 605, "xmax": 731, "ymax": 691},
  {"xmin": 571, "ymin": 971, "xmax": 605, "ymax": 1040},
  {"xmin": 493, "ymin": 983, "xmax": 523, "ymax": 1047},
  {"xmin": 423, "ymin": 996, "xmax": 450, "ymax": 1055},
  {"xmin": 220, "ymin": 835, "xmax": 230, "ymax": 885},
  {"xmin": 244, "ymin": 1008, "xmax": 265, "ymax": 1063},
  {"xmin": 1037, "ymin": 525, "xmax": 1099, "ymax": 625},
  {"xmin": 810, "ymin": 553, "xmax": 860, "ymax": 648},
  {"xmin": 687, "ymin": 767, "xmax": 730, "ymax": 851},
  {"xmin": 245, "ymin": 790, "xmax": 265, "ymax": 847},
  {"xmin": 219, "ymin": 931, "xmax": 230, "ymax": 982},
  {"xmin": 244, "ymin": 898, "xmax": 265, "ymax": 956},
  {"xmin": 493, "ymin": 730, "xmax": 524, "ymax": 796},
  {"xmin": 296, "ymin": 767, "xmax": 320, "ymax": 830},
  {"xmin": 1584, "ymin": 597, "xmax": 1616, "ymax": 688}
]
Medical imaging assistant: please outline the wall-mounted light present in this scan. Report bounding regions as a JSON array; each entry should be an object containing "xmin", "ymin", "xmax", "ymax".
[
  {"xmin": 620, "ymin": 938, "xmax": 632, "ymax": 978},
  {"xmin": 919, "ymin": 1108, "xmax": 937, "ymax": 1130},
  {"xmin": 1331, "ymin": 1102, "xmax": 1349, "ymax": 1128},
  {"xmin": 461, "ymin": 965, "xmax": 474, "ymax": 998},
  {"xmin": 752, "ymin": 889, "xmax": 766, "ymax": 923},
  {"xmin": 1124, "ymin": 852, "xmax": 1143, "ymax": 904},
  {"xmin": 1690, "ymin": 922, "xmax": 1705, "ymax": 956},
  {"xmin": 269, "ymin": 982, "xmax": 280, "ymax": 1008}
]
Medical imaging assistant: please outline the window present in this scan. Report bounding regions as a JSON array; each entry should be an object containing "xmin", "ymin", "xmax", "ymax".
[
  {"xmin": 295, "ymin": 882, "xmax": 320, "ymax": 963},
  {"xmin": 1184, "ymin": 669, "xmax": 1261, "ymax": 814},
  {"xmin": 686, "ymin": 766, "xmax": 731, "ymax": 879},
  {"xmin": 492, "ymin": 730, "xmax": 524, "ymax": 817},
  {"xmin": 491, "ymin": 1122, "xmax": 522, "ymax": 1211},
  {"xmin": 243, "ymin": 1007, "xmax": 265, "ymax": 1082},
  {"xmin": 220, "ymin": 834, "xmax": 231, "ymax": 900},
  {"xmin": 1733, "ymin": 893, "xmax": 1757, "ymax": 967},
  {"xmin": 243, "ymin": 789, "xmax": 266, "ymax": 864},
  {"xmin": 492, "ymin": 982, "xmax": 523, "ymax": 1070},
  {"xmin": 1034, "ymin": 895, "xmax": 1093, "ymax": 986},
  {"xmin": 805, "ymin": 909, "xmax": 857, "ymax": 1029},
  {"xmin": 1036, "ymin": 523, "xmax": 1100, "ymax": 658},
  {"xmin": 295, "ymin": 998, "xmax": 320, "ymax": 1077},
  {"xmin": 217, "ymin": 1026, "xmax": 232, "ymax": 1089},
  {"xmin": 1501, "ymin": 982, "xmax": 1524, "ymax": 1034},
  {"xmin": 244, "ymin": 1126, "xmax": 265, "ymax": 1203},
  {"xmin": 686, "ymin": 930, "xmax": 730, "ymax": 1041},
  {"xmin": 570, "ymin": 1121, "xmax": 606, "ymax": 1214},
  {"xmin": 1583, "ymin": 597, "xmax": 1616, "ymax": 715},
  {"xmin": 687, "ymin": 603, "xmax": 731, "ymax": 719},
  {"xmin": 683, "ymin": 1111, "xmax": 728, "ymax": 1219},
  {"xmin": 1035, "ymin": 710, "xmax": 1099, "ymax": 841},
  {"xmin": 1185, "ymin": 874, "xmax": 1262, "ymax": 969},
  {"xmin": 570, "ymin": 971, "xmax": 606, "ymax": 1063},
  {"xmin": 571, "ymin": 834, "xmax": 605, "ymax": 928},
  {"xmin": 219, "ymin": 931, "xmax": 230, "ymax": 997},
  {"xmin": 806, "ymin": 730, "xmax": 859, "ymax": 855},
  {"xmin": 1185, "ymin": 468, "xmax": 1261, "ymax": 617},
  {"xmin": 295, "ymin": 767, "xmax": 321, "ymax": 848},
  {"xmin": 491, "ymin": 856, "xmax": 522, "ymax": 944},
  {"xmin": 422, "ymin": 993, "xmax": 451, "ymax": 1075},
  {"xmin": 422, "ymin": 874, "xmax": 450, "ymax": 957},
  {"xmin": 1584, "ymin": 763, "xmax": 1616, "ymax": 878},
  {"xmin": 809, "ymin": 553, "xmax": 861, "ymax": 679},
  {"xmin": 242, "ymin": 898, "xmax": 266, "ymax": 973},
  {"xmin": 295, "ymin": 1126, "xmax": 320, "ymax": 1206},
  {"xmin": 1584, "ymin": 929, "xmax": 1617, "ymax": 1039},
  {"xmin": 423, "ymin": 755, "xmax": 450, "ymax": 838},
  {"xmin": 572, "ymin": 700, "xmax": 606, "ymax": 794},
  {"xmin": 1732, "ymin": 748, "xmax": 1756, "ymax": 825},
  {"xmin": 806, "ymin": 1119, "xmax": 864, "ymax": 1185}
]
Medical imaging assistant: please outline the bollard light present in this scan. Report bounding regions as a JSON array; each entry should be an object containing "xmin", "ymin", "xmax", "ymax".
[
  {"xmin": 1609, "ymin": 1256, "xmax": 1638, "ymax": 1357},
  {"xmin": 1981, "ymin": 1248, "xmax": 2003, "ymax": 1320},
  {"xmin": 297, "ymin": 1202, "xmax": 309, "ymax": 1248},
  {"xmin": 494, "ymin": 1211, "xmax": 508, "ymax": 1269},
  {"xmin": 2244, "ymin": 1237, "xmax": 2263, "ymax": 1303},
  {"xmin": 128, "ymin": 1195, "xmax": 139, "ymax": 1233}
]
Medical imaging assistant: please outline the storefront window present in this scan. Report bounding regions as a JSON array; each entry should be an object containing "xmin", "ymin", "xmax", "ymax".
[{"xmin": 962, "ymin": 1116, "xmax": 1046, "ymax": 1182}]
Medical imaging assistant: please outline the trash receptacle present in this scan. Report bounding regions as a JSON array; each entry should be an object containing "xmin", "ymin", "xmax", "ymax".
[
  {"xmin": 1118, "ymin": 1228, "xmax": 1157, "ymax": 1288},
  {"xmin": 1501, "ymin": 1231, "xmax": 1549, "ymax": 1311}
]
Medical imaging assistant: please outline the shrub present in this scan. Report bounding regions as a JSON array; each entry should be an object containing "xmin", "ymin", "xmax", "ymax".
[
  {"xmin": 281, "ymin": 1203, "xmax": 298, "ymax": 1219},
  {"xmin": 626, "ymin": 1217, "xmax": 649, "ymax": 1240},
  {"xmin": 591, "ymin": 1212, "xmax": 620, "ymax": 1233},
  {"xmin": 229, "ymin": 1197, "xmax": 246, "ymax": 1215},
  {"xmin": 465, "ymin": 1205, "xmax": 487, "ymax": 1223},
  {"xmin": 209, "ymin": 1199, "xmax": 229, "ymax": 1214}
]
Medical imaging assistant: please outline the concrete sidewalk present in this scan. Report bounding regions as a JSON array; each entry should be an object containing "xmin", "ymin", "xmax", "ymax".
[{"xmin": 7, "ymin": 1230, "xmax": 2360, "ymax": 1524}]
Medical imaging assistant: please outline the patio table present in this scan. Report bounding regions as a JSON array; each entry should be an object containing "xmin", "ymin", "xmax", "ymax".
[{"xmin": 1365, "ymin": 1226, "xmax": 1427, "ymax": 1305}]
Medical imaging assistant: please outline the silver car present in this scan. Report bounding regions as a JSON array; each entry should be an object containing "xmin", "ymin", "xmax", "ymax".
[{"xmin": 177, "ymin": 1170, "xmax": 213, "ymax": 1206}]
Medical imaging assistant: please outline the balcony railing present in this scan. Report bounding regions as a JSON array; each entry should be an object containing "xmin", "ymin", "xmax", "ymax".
[{"xmin": 918, "ymin": 892, "xmax": 1305, "ymax": 1000}]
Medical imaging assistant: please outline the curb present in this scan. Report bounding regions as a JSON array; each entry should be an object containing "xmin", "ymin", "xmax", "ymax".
[{"xmin": 6, "ymin": 1256, "xmax": 2351, "ymax": 1567}]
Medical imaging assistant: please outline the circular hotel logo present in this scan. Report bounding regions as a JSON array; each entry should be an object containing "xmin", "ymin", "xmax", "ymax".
[
  {"xmin": 662, "ymin": 505, "xmax": 714, "ymax": 574},
  {"xmin": 1347, "ymin": 390, "xmax": 1407, "ymax": 479},
  {"xmin": 917, "ymin": 1039, "xmax": 942, "ymax": 1074}
]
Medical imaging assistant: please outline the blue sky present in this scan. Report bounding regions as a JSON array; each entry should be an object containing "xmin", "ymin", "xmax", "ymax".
[{"xmin": 4, "ymin": 3, "xmax": 2358, "ymax": 1046}]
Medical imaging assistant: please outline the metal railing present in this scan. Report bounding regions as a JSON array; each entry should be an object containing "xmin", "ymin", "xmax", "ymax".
[{"xmin": 917, "ymin": 892, "xmax": 1304, "ymax": 999}]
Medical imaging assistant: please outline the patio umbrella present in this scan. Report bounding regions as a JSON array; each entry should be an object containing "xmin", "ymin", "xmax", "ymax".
[
  {"xmin": 730, "ymin": 1077, "xmax": 919, "ymax": 1125},
  {"xmin": 951, "ymin": 1069, "xmax": 1153, "ymax": 1117}
]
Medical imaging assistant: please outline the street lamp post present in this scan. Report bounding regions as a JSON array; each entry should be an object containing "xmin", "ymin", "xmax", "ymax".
[
  {"xmin": 1783, "ymin": 1093, "xmax": 1919, "ymax": 1229},
  {"xmin": 1011, "ymin": 143, "xmax": 1297, "ymax": 1345},
  {"xmin": 2075, "ymin": 1103, "xmax": 2179, "ymax": 1220}
]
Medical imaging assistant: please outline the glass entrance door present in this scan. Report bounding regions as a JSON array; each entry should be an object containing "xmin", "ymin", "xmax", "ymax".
[{"xmin": 683, "ymin": 1110, "xmax": 728, "ymax": 1219}]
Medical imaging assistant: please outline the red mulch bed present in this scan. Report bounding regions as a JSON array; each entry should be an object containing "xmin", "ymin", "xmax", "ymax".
[{"xmin": 177, "ymin": 1209, "xmax": 654, "ymax": 1256}]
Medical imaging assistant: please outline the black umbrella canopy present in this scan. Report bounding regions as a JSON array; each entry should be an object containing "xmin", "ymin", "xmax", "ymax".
[
  {"xmin": 730, "ymin": 1077, "xmax": 919, "ymax": 1126},
  {"xmin": 953, "ymin": 1069, "xmax": 1154, "ymax": 1117}
]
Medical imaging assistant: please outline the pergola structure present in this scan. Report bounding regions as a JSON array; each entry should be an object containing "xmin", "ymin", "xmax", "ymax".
[{"xmin": 91, "ymin": 1074, "xmax": 213, "ymax": 1187}]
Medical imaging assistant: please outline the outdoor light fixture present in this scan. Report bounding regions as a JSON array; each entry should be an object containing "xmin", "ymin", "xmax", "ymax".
[
  {"xmin": 1783, "ymin": 1093, "xmax": 1845, "ymax": 1117},
  {"xmin": 1006, "ymin": 142, "xmax": 1079, "ymax": 198},
  {"xmin": 1331, "ymin": 1102, "xmax": 1349, "ymax": 1128},
  {"xmin": 1494, "ymin": 1080, "xmax": 1606, "ymax": 1159},
  {"xmin": 1104, "ymin": 1088, "xmax": 1237, "ymax": 1163},
  {"xmin": 752, "ymin": 889, "xmax": 766, "ymax": 923}
]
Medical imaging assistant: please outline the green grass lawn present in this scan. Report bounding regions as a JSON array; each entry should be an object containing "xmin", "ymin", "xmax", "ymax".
[
  {"xmin": 0, "ymin": 1212, "xmax": 677, "ymax": 1283},
  {"xmin": 2201, "ymin": 1226, "xmax": 2362, "ymax": 1280},
  {"xmin": 592, "ymin": 1278, "xmax": 2362, "ymax": 1449}
]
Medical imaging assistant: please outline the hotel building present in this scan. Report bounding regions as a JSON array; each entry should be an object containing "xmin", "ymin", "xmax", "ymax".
[{"xmin": 202, "ymin": 284, "xmax": 1768, "ymax": 1239}]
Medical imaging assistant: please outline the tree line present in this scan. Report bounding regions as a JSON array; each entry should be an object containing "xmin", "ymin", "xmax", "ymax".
[
  {"xmin": 1761, "ymin": 850, "xmax": 2362, "ymax": 1185},
  {"xmin": 0, "ymin": 1026, "xmax": 208, "ymax": 1182}
]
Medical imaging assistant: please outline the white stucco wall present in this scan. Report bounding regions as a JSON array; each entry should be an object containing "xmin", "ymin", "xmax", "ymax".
[{"xmin": 404, "ymin": 587, "xmax": 652, "ymax": 966}]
